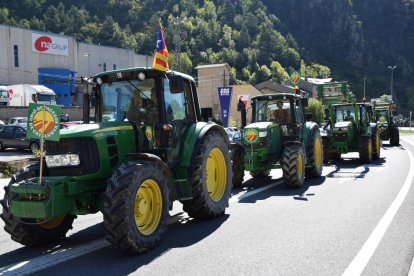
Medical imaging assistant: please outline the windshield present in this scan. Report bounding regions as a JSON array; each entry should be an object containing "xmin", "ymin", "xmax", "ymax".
[
  {"xmin": 37, "ymin": 94, "xmax": 56, "ymax": 102},
  {"xmin": 375, "ymin": 110, "xmax": 387, "ymax": 122},
  {"xmin": 0, "ymin": 90, "xmax": 8, "ymax": 97},
  {"xmin": 254, "ymin": 98, "xmax": 291, "ymax": 124},
  {"xmin": 100, "ymin": 79, "xmax": 156, "ymax": 123},
  {"xmin": 335, "ymin": 106, "xmax": 355, "ymax": 122}
]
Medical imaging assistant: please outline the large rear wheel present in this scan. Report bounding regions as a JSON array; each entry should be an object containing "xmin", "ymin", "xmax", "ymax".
[
  {"xmin": 305, "ymin": 129, "xmax": 323, "ymax": 178},
  {"xmin": 182, "ymin": 131, "xmax": 232, "ymax": 219},
  {"xmin": 282, "ymin": 145, "xmax": 305, "ymax": 188},
  {"xmin": 0, "ymin": 163, "xmax": 75, "ymax": 246},
  {"xmin": 359, "ymin": 136, "xmax": 373, "ymax": 163},
  {"xmin": 103, "ymin": 161, "xmax": 169, "ymax": 254}
]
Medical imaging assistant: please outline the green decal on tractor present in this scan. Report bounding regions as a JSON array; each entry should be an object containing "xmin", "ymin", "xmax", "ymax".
[{"xmin": 27, "ymin": 103, "xmax": 61, "ymax": 141}]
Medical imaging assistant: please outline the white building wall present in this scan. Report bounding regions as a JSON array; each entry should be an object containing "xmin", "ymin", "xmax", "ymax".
[{"xmin": 0, "ymin": 24, "xmax": 153, "ymax": 85}]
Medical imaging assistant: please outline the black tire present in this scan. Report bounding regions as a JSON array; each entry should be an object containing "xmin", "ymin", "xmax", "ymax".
[
  {"xmin": 0, "ymin": 163, "xmax": 75, "ymax": 246},
  {"xmin": 182, "ymin": 131, "xmax": 232, "ymax": 219},
  {"xmin": 30, "ymin": 142, "xmax": 40, "ymax": 154},
  {"xmin": 305, "ymin": 129, "xmax": 323, "ymax": 178},
  {"xmin": 230, "ymin": 146, "xmax": 244, "ymax": 188},
  {"xmin": 103, "ymin": 161, "xmax": 170, "ymax": 254},
  {"xmin": 390, "ymin": 128, "xmax": 399, "ymax": 146},
  {"xmin": 282, "ymin": 144, "xmax": 305, "ymax": 188},
  {"xmin": 372, "ymin": 132, "xmax": 381, "ymax": 160},
  {"xmin": 359, "ymin": 136, "xmax": 373, "ymax": 163},
  {"xmin": 249, "ymin": 170, "xmax": 271, "ymax": 178}
]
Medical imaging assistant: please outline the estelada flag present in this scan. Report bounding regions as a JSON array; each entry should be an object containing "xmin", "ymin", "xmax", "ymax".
[{"xmin": 152, "ymin": 23, "xmax": 169, "ymax": 71}]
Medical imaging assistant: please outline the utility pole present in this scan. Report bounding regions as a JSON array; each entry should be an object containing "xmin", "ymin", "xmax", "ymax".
[
  {"xmin": 387, "ymin": 65, "xmax": 397, "ymax": 102},
  {"xmin": 173, "ymin": 17, "xmax": 182, "ymax": 72},
  {"xmin": 363, "ymin": 77, "xmax": 366, "ymax": 101}
]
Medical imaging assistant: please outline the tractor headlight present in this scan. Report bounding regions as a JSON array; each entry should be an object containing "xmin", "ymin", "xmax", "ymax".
[
  {"xmin": 259, "ymin": 131, "xmax": 267, "ymax": 138},
  {"xmin": 46, "ymin": 154, "xmax": 80, "ymax": 168}
]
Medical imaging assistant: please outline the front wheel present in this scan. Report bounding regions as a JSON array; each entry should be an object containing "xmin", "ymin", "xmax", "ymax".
[
  {"xmin": 0, "ymin": 163, "xmax": 75, "ymax": 246},
  {"xmin": 249, "ymin": 170, "xmax": 271, "ymax": 178},
  {"xmin": 390, "ymin": 128, "xmax": 399, "ymax": 146},
  {"xmin": 305, "ymin": 129, "xmax": 323, "ymax": 178},
  {"xmin": 282, "ymin": 145, "xmax": 305, "ymax": 188},
  {"xmin": 359, "ymin": 136, "xmax": 373, "ymax": 164},
  {"xmin": 30, "ymin": 142, "xmax": 40, "ymax": 154},
  {"xmin": 230, "ymin": 146, "xmax": 244, "ymax": 188},
  {"xmin": 372, "ymin": 132, "xmax": 381, "ymax": 160},
  {"xmin": 103, "ymin": 161, "xmax": 170, "ymax": 254},
  {"xmin": 182, "ymin": 131, "xmax": 232, "ymax": 219}
]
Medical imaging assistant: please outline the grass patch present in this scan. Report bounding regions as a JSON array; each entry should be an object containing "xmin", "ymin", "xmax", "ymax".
[{"xmin": 399, "ymin": 129, "xmax": 414, "ymax": 134}]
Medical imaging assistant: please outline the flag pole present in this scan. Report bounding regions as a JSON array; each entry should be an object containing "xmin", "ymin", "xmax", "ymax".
[{"xmin": 39, "ymin": 104, "xmax": 46, "ymax": 185}]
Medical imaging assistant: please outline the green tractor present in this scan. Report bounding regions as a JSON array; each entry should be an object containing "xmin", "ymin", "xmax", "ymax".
[
  {"xmin": 0, "ymin": 68, "xmax": 232, "ymax": 254},
  {"xmin": 231, "ymin": 93, "xmax": 323, "ymax": 188},
  {"xmin": 322, "ymin": 102, "xmax": 380, "ymax": 163},
  {"xmin": 373, "ymin": 101, "xmax": 399, "ymax": 146}
]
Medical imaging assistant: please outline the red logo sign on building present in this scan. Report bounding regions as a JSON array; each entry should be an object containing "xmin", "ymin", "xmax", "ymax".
[{"xmin": 32, "ymin": 33, "xmax": 69, "ymax": 56}]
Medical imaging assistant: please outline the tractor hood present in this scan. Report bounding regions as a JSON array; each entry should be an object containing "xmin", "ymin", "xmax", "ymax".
[
  {"xmin": 334, "ymin": 121, "xmax": 352, "ymax": 128},
  {"xmin": 244, "ymin": 121, "xmax": 275, "ymax": 130},
  {"xmin": 59, "ymin": 122, "xmax": 134, "ymax": 139}
]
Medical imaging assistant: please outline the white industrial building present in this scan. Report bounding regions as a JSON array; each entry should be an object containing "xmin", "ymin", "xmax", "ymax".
[{"xmin": 0, "ymin": 24, "xmax": 153, "ymax": 105}]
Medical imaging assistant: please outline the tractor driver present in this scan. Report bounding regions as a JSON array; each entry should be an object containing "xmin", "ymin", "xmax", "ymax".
[
  {"xmin": 344, "ymin": 110, "xmax": 354, "ymax": 122},
  {"xmin": 126, "ymin": 89, "xmax": 145, "ymax": 123},
  {"xmin": 273, "ymin": 101, "xmax": 290, "ymax": 124}
]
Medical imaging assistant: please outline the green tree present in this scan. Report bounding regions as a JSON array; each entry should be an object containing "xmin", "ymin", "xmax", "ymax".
[{"xmin": 307, "ymin": 98, "xmax": 325, "ymax": 124}]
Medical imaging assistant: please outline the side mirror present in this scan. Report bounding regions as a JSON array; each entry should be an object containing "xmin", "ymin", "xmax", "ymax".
[
  {"xmin": 170, "ymin": 75, "xmax": 184, "ymax": 94},
  {"xmin": 201, "ymin": 108, "xmax": 212, "ymax": 122},
  {"xmin": 301, "ymin": 98, "xmax": 309, "ymax": 107}
]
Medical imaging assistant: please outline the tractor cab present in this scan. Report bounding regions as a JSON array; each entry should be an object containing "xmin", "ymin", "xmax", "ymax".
[{"xmin": 91, "ymin": 69, "xmax": 201, "ymax": 165}]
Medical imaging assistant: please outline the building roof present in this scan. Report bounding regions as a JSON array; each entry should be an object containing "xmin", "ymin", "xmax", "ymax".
[
  {"xmin": 303, "ymin": 77, "xmax": 333, "ymax": 84},
  {"xmin": 195, "ymin": 63, "xmax": 230, "ymax": 70}
]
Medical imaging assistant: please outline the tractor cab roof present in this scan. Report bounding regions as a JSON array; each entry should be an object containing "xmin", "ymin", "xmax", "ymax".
[
  {"xmin": 251, "ymin": 93, "xmax": 303, "ymax": 101},
  {"xmin": 93, "ymin": 67, "xmax": 195, "ymax": 83}
]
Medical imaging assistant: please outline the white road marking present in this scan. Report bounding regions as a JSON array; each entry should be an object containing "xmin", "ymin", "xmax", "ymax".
[
  {"xmin": 230, "ymin": 180, "xmax": 284, "ymax": 203},
  {"xmin": 343, "ymin": 141, "xmax": 414, "ymax": 276},
  {"xmin": 0, "ymin": 239, "xmax": 109, "ymax": 276}
]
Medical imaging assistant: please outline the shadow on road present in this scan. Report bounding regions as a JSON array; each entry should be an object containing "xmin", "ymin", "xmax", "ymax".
[
  {"xmin": 0, "ymin": 214, "xmax": 229, "ymax": 275},
  {"xmin": 235, "ymin": 174, "xmax": 326, "ymax": 204}
]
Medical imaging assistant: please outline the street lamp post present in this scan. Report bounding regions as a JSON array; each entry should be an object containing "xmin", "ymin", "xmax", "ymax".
[
  {"xmin": 84, "ymin": 53, "xmax": 91, "ymax": 77},
  {"xmin": 387, "ymin": 65, "xmax": 397, "ymax": 102}
]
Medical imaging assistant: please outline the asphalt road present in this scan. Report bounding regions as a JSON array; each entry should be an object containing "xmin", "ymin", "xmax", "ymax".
[{"xmin": 1, "ymin": 136, "xmax": 414, "ymax": 275}]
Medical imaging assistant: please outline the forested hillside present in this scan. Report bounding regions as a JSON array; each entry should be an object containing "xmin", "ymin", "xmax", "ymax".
[{"xmin": 1, "ymin": 0, "xmax": 413, "ymax": 113}]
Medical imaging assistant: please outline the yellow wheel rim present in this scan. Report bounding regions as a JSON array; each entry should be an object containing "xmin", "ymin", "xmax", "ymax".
[
  {"xmin": 37, "ymin": 215, "xmax": 66, "ymax": 230},
  {"xmin": 206, "ymin": 148, "xmax": 227, "ymax": 202},
  {"xmin": 368, "ymin": 140, "xmax": 372, "ymax": 157},
  {"xmin": 314, "ymin": 137, "xmax": 322, "ymax": 168},
  {"xmin": 376, "ymin": 134, "xmax": 381, "ymax": 153},
  {"xmin": 297, "ymin": 152, "xmax": 303, "ymax": 179},
  {"xmin": 134, "ymin": 179, "xmax": 163, "ymax": 236}
]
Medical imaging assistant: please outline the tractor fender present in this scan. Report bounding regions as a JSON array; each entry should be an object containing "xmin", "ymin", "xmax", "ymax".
[
  {"xmin": 131, "ymin": 153, "xmax": 175, "ymax": 203},
  {"xmin": 177, "ymin": 122, "xmax": 229, "ymax": 177}
]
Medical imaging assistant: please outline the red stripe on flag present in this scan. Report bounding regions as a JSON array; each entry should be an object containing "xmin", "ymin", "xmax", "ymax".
[{"xmin": 155, "ymin": 58, "xmax": 167, "ymax": 68}]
